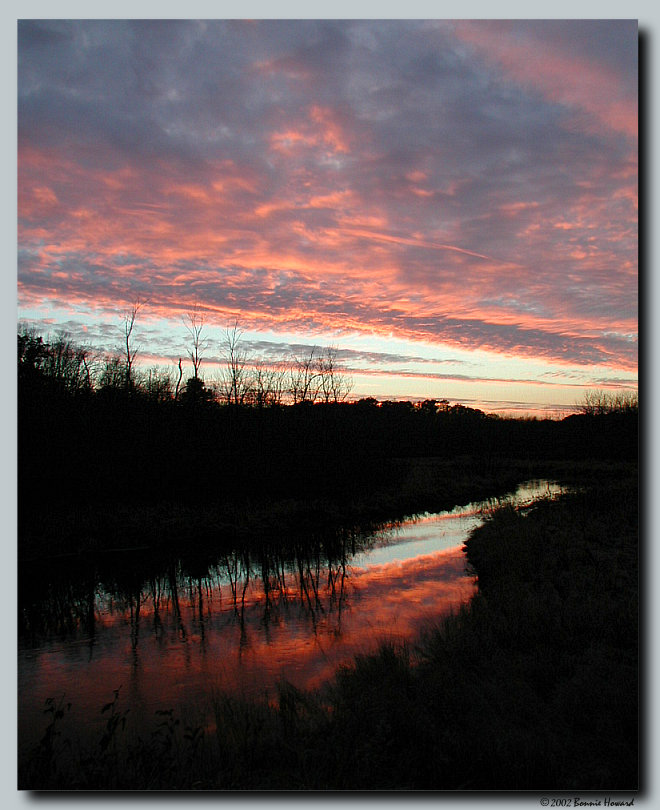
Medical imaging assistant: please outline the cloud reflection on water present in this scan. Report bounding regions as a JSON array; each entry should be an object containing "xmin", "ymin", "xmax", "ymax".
[{"xmin": 18, "ymin": 542, "xmax": 475, "ymax": 751}]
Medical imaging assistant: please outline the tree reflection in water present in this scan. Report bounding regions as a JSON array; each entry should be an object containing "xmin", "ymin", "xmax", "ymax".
[
  {"xmin": 18, "ymin": 517, "xmax": 478, "ymax": 756},
  {"xmin": 18, "ymin": 525, "xmax": 369, "ymax": 654}
]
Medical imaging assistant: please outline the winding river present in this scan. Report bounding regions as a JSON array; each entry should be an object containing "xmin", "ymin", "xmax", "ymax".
[{"xmin": 18, "ymin": 479, "xmax": 563, "ymax": 753}]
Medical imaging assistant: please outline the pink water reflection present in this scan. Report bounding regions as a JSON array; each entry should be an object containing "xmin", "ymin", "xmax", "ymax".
[{"xmin": 18, "ymin": 544, "xmax": 475, "ymax": 752}]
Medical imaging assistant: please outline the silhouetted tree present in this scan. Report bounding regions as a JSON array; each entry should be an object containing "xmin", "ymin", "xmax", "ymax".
[
  {"xmin": 289, "ymin": 347, "xmax": 322, "ymax": 404},
  {"xmin": 318, "ymin": 346, "xmax": 352, "ymax": 403},
  {"xmin": 98, "ymin": 355, "xmax": 127, "ymax": 393},
  {"xmin": 184, "ymin": 305, "xmax": 206, "ymax": 382},
  {"xmin": 144, "ymin": 367, "xmax": 174, "ymax": 403},
  {"xmin": 179, "ymin": 375, "xmax": 214, "ymax": 407},
  {"xmin": 18, "ymin": 326, "xmax": 95, "ymax": 395},
  {"xmin": 248, "ymin": 360, "xmax": 287, "ymax": 408},
  {"xmin": 122, "ymin": 299, "xmax": 144, "ymax": 392},
  {"xmin": 219, "ymin": 321, "xmax": 251, "ymax": 405},
  {"xmin": 579, "ymin": 389, "xmax": 638, "ymax": 415},
  {"xmin": 174, "ymin": 358, "xmax": 183, "ymax": 401}
]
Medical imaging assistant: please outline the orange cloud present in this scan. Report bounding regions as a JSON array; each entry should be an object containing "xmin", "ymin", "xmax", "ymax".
[
  {"xmin": 269, "ymin": 128, "xmax": 318, "ymax": 154},
  {"xmin": 309, "ymin": 105, "xmax": 351, "ymax": 153}
]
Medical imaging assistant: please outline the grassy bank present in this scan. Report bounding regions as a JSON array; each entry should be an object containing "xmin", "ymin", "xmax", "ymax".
[{"xmin": 19, "ymin": 471, "xmax": 638, "ymax": 790}]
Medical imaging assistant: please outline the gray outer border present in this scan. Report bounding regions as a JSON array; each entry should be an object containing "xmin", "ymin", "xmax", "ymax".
[{"xmin": 4, "ymin": 3, "xmax": 653, "ymax": 808}]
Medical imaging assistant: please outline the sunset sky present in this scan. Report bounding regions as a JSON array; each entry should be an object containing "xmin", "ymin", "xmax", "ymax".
[{"xmin": 17, "ymin": 18, "xmax": 638, "ymax": 415}]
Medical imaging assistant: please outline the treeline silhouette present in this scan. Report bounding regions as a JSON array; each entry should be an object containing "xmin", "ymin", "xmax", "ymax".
[{"xmin": 18, "ymin": 327, "xmax": 638, "ymax": 544}]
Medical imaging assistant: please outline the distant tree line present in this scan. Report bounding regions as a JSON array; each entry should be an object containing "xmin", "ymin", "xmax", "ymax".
[
  {"xmin": 18, "ymin": 316, "xmax": 353, "ymax": 409},
  {"xmin": 578, "ymin": 388, "xmax": 639, "ymax": 416},
  {"xmin": 17, "ymin": 324, "xmax": 638, "ymax": 540}
]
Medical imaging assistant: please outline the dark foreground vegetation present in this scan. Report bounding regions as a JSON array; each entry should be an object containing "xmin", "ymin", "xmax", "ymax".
[
  {"xmin": 18, "ymin": 327, "xmax": 638, "ymax": 790},
  {"xmin": 19, "ymin": 474, "xmax": 638, "ymax": 789}
]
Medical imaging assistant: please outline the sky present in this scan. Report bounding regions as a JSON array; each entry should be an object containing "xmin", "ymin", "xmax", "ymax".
[{"xmin": 16, "ymin": 18, "xmax": 638, "ymax": 415}]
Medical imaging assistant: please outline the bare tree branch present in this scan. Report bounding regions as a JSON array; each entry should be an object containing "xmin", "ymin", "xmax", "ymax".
[
  {"xmin": 122, "ymin": 298, "xmax": 144, "ymax": 391},
  {"xmin": 219, "ymin": 320, "xmax": 252, "ymax": 405},
  {"xmin": 184, "ymin": 305, "xmax": 206, "ymax": 381}
]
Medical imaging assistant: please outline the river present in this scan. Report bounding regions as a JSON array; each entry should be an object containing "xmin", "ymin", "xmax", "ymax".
[{"xmin": 18, "ymin": 479, "xmax": 563, "ymax": 754}]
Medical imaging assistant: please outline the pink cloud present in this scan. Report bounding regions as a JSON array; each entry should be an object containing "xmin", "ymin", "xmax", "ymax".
[
  {"xmin": 17, "ymin": 20, "xmax": 637, "ymax": 381},
  {"xmin": 453, "ymin": 21, "xmax": 637, "ymax": 140}
]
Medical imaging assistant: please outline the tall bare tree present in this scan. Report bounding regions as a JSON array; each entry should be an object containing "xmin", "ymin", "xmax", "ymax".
[
  {"xmin": 219, "ymin": 321, "xmax": 251, "ymax": 405},
  {"xmin": 317, "ymin": 346, "xmax": 353, "ymax": 403},
  {"xmin": 289, "ymin": 347, "xmax": 322, "ymax": 404},
  {"xmin": 122, "ymin": 299, "xmax": 144, "ymax": 391},
  {"xmin": 184, "ymin": 305, "xmax": 206, "ymax": 382},
  {"xmin": 249, "ymin": 360, "xmax": 287, "ymax": 408}
]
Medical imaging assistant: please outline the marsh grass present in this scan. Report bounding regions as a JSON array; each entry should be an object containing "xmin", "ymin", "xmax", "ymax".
[
  {"xmin": 19, "ymin": 475, "xmax": 638, "ymax": 790},
  {"xmin": 20, "ymin": 692, "xmax": 216, "ymax": 790}
]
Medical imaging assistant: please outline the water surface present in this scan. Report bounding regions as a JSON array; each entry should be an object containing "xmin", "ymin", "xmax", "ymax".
[{"xmin": 18, "ymin": 479, "xmax": 562, "ymax": 751}]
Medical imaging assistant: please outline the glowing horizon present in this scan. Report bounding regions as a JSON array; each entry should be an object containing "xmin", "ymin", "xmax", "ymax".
[{"xmin": 17, "ymin": 20, "xmax": 638, "ymax": 414}]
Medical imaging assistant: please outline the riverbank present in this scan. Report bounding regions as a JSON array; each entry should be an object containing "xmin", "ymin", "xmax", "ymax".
[
  {"xmin": 19, "ymin": 467, "xmax": 638, "ymax": 790},
  {"xmin": 18, "ymin": 455, "xmax": 634, "ymax": 564}
]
